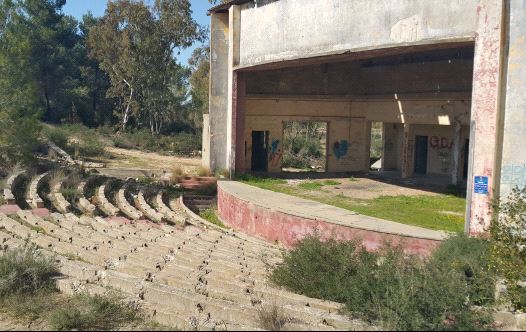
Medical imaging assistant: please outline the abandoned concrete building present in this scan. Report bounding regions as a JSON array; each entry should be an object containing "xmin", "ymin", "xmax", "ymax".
[{"xmin": 202, "ymin": 0, "xmax": 526, "ymax": 235}]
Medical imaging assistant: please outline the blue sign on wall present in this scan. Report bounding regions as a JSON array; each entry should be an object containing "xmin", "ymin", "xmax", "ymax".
[{"xmin": 474, "ymin": 176, "xmax": 489, "ymax": 195}]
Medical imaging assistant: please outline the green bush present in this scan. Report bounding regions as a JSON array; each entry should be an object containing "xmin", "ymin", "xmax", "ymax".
[
  {"xmin": 490, "ymin": 187, "xmax": 526, "ymax": 310},
  {"xmin": 271, "ymin": 235, "xmax": 494, "ymax": 331},
  {"xmin": 0, "ymin": 245, "xmax": 58, "ymax": 296},
  {"xmin": 49, "ymin": 294, "xmax": 138, "ymax": 331}
]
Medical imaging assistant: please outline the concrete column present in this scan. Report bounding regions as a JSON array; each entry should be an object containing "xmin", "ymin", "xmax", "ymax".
[
  {"xmin": 500, "ymin": 0, "xmax": 526, "ymax": 197},
  {"xmin": 401, "ymin": 124, "xmax": 413, "ymax": 178},
  {"xmin": 227, "ymin": 5, "xmax": 241, "ymax": 177},
  {"xmin": 451, "ymin": 120, "xmax": 462, "ymax": 185},
  {"xmin": 202, "ymin": 114, "xmax": 210, "ymax": 169},
  {"xmin": 233, "ymin": 73, "xmax": 246, "ymax": 173},
  {"xmin": 466, "ymin": 0, "xmax": 505, "ymax": 235},
  {"xmin": 208, "ymin": 13, "xmax": 229, "ymax": 172}
]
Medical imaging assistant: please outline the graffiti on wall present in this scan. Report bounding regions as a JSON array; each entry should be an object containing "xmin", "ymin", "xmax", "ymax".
[
  {"xmin": 269, "ymin": 139, "xmax": 282, "ymax": 166},
  {"xmin": 501, "ymin": 164, "xmax": 526, "ymax": 191},
  {"xmin": 430, "ymin": 136, "xmax": 453, "ymax": 150},
  {"xmin": 438, "ymin": 149, "xmax": 451, "ymax": 173},
  {"xmin": 333, "ymin": 140, "xmax": 349, "ymax": 160}
]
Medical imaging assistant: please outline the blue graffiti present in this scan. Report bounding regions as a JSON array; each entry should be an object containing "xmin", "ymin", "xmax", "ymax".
[
  {"xmin": 333, "ymin": 140, "xmax": 348, "ymax": 160},
  {"xmin": 271, "ymin": 139, "xmax": 280, "ymax": 154}
]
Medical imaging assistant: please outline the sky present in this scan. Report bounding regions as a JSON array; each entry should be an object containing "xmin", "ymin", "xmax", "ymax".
[{"xmin": 62, "ymin": 0, "xmax": 212, "ymax": 66}]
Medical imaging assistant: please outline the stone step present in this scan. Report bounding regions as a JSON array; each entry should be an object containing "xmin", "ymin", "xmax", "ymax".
[
  {"xmin": 48, "ymin": 181, "xmax": 71, "ymax": 214},
  {"xmin": 27, "ymin": 172, "xmax": 49, "ymax": 209},
  {"xmin": 95, "ymin": 185, "xmax": 120, "ymax": 216},
  {"xmin": 116, "ymin": 187, "xmax": 143, "ymax": 220},
  {"xmin": 155, "ymin": 192, "xmax": 186, "ymax": 225},
  {"xmin": 135, "ymin": 191, "xmax": 165, "ymax": 223}
]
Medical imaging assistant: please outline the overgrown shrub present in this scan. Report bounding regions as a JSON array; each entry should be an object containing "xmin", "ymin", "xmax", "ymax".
[
  {"xmin": 0, "ymin": 245, "xmax": 58, "ymax": 296},
  {"xmin": 271, "ymin": 235, "xmax": 494, "ymax": 331},
  {"xmin": 49, "ymin": 294, "xmax": 138, "ymax": 331},
  {"xmin": 490, "ymin": 187, "xmax": 526, "ymax": 310}
]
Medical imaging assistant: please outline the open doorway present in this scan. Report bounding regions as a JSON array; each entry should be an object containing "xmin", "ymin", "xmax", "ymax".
[
  {"xmin": 370, "ymin": 122, "xmax": 383, "ymax": 171},
  {"xmin": 282, "ymin": 121, "xmax": 327, "ymax": 172},
  {"xmin": 251, "ymin": 130, "xmax": 269, "ymax": 172}
]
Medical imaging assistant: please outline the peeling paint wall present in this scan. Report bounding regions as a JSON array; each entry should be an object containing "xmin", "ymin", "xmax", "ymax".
[{"xmin": 238, "ymin": 0, "xmax": 478, "ymax": 67}]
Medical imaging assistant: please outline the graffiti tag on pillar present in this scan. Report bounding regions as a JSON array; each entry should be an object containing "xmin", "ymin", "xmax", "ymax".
[
  {"xmin": 333, "ymin": 140, "xmax": 349, "ymax": 160},
  {"xmin": 430, "ymin": 136, "xmax": 453, "ymax": 150},
  {"xmin": 269, "ymin": 139, "xmax": 282, "ymax": 166}
]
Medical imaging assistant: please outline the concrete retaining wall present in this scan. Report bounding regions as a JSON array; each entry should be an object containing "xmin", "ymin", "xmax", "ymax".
[{"xmin": 217, "ymin": 183, "xmax": 442, "ymax": 256}]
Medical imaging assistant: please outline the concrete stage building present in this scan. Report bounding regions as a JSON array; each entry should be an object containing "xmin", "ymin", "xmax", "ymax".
[{"xmin": 202, "ymin": 0, "xmax": 526, "ymax": 235}]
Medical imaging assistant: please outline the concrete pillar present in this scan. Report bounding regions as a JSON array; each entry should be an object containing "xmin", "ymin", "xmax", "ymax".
[
  {"xmin": 202, "ymin": 114, "xmax": 210, "ymax": 169},
  {"xmin": 233, "ymin": 73, "xmax": 246, "ymax": 173},
  {"xmin": 451, "ymin": 120, "xmax": 462, "ymax": 185},
  {"xmin": 499, "ymin": 0, "xmax": 526, "ymax": 197},
  {"xmin": 466, "ymin": 0, "xmax": 505, "ymax": 235},
  {"xmin": 208, "ymin": 13, "xmax": 229, "ymax": 172},
  {"xmin": 227, "ymin": 5, "xmax": 241, "ymax": 177},
  {"xmin": 401, "ymin": 124, "xmax": 413, "ymax": 178}
]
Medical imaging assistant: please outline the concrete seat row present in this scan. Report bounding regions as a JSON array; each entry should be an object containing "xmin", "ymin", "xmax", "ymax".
[
  {"xmin": 27, "ymin": 172, "xmax": 49, "ymax": 209},
  {"xmin": 2, "ymin": 170, "xmax": 25, "ymax": 204}
]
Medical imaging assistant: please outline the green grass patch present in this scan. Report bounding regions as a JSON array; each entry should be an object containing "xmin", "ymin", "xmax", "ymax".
[
  {"xmin": 322, "ymin": 180, "xmax": 341, "ymax": 186},
  {"xmin": 238, "ymin": 175, "xmax": 465, "ymax": 232},
  {"xmin": 199, "ymin": 208, "xmax": 227, "ymax": 229},
  {"xmin": 271, "ymin": 235, "xmax": 495, "ymax": 331},
  {"xmin": 325, "ymin": 195, "xmax": 465, "ymax": 233},
  {"xmin": 297, "ymin": 181, "xmax": 324, "ymax": 190}
]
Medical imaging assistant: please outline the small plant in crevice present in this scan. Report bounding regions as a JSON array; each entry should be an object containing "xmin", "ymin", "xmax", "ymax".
[{"xmin": 256, "ymin": 301, "xmax": 289, "ymax": 331}]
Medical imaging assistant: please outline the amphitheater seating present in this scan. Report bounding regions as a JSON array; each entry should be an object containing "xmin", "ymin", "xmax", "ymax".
[{"xmin": 0, "ymin": 168, "xmax": 364, "ymax": 330}]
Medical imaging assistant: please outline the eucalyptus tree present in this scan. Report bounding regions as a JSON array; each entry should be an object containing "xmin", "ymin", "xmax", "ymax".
[{"xmin": 88, "ymin": 0, "xmax": 204, "ymax": 133}]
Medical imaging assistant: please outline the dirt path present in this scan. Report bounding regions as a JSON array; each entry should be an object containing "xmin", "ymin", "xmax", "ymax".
[
  {"xmin": 289, "ymin": 177, "xmax": 440, "ymax": 200},
  {"xmin": 102, "ymin": 147, "xmax": 201, "ymax": 174}
]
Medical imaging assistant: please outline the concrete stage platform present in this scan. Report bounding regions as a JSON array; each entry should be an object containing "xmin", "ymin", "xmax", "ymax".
[{"xmin": 217, "ymin": 181, "xmax": 448, "ymax": 255}]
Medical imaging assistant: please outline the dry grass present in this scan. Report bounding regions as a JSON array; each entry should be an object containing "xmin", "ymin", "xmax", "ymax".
[
  {"xmin": 256, "ymin": 301, "xmax": 289, "ymax": 331},
  {"xmin": 197, "ymin": 166, "xmax": 212, "ymax": 177}
]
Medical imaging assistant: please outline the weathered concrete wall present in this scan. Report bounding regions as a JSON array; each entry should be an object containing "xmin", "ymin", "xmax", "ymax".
[
  {"xmin": 238, "ymin": 0, "xmax": 478, "ymax": 67},
  {"xmin": 467, "ymin": 0, "xmax": 504, "ymax": 235},
  {"xmin": 241, "ymin": 96, "xmax": 471, "ymax": 174},
  {"xmin": 246, "ymin": 59, "xmax": 474, "ymax": 96},
  {"xmin": 217, "ymin": 182, "xmax": 442, "ymax": 256},
  {"xmin": 209, "ymin": 13, "xmax": 229, "ymax": 171},
  {"xmin": 500, "ymin": 0, "xmax": 526, "ymax": 197}
]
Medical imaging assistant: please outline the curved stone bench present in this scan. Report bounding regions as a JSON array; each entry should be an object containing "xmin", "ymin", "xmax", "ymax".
[
  {"xmin": 48, "ymin": 181, "xmax": 71, "ymax": 214},
  {"xmin": 3, "ymin": 170, "xmax": 25, "ymax": 205},
  {"xmin": 27, "ymin": 172, "xmax": 49, "ymax": 209},
  {"xmin": 218, "ymin": 181, "xmax": 447, "ymax": 256},
  {"xmin": 134, "ymin": 191, "xmax": 165, "ymax": 223},
  {"xmin": 76, "ymin": 182, "xmax": 97, "ymax": 216},
  {"xmin": 116, "ymin": 186, "xmax": 143, "ymax": 220},
  {"xmin": 95, "ymin": 185, "xmax": 120, "ymax": 216},
  {"xmin": 154, "ymin": 192, "xmax": 185, "ymax": 225}
]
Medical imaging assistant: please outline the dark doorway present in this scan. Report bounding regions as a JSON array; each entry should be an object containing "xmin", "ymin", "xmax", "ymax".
[
  {"xmin": 463, "ymin": 139, "xmax": 470, "ymax": 179},
  {"xmin": 414, "ymin": 135, "xmax": 428, "ymax": 174},
  {"xmin": 251, "ymin": 131, "xmax": 268, "ymax": 172}
]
